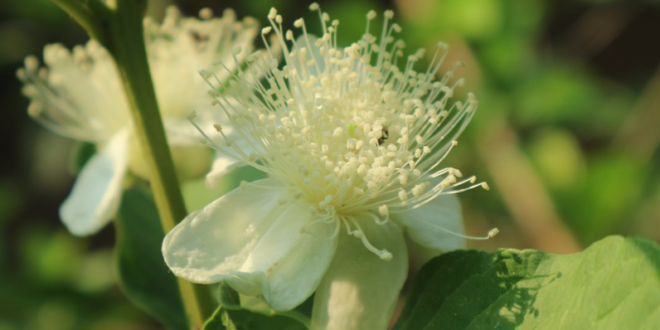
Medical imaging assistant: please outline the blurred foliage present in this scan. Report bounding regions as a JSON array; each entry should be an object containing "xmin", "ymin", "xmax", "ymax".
[{"xmin": 1, "ymin": 0, "xmax": 660, "ymax": 329}]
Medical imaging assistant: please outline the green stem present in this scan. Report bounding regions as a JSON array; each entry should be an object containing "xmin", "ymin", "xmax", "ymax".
[
  {"xmin": 48, "ymin": 0, "xmax": 214, "ymax": 327},
  {"xmin": 110, "ymin": 0, "xmax": 214, "ymax": 327},
  {"xmin": 112, "ymin": 0, "xmax": 178, "ymax": 235},
  {"xmin": 48, "ymin": 0, "xmax": 110, "ymax": 48}
]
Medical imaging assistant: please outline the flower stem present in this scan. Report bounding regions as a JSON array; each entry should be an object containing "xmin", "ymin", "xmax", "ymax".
[
  {"xmin": 48, "ymin": 0, "xmax": 110, "ymax": 47},
  {"xmin": 48, "ymin": 0, "xmax": 214, "ymax": 327},
  {"xmin": 112, "ymin": 0, "xmax": 214, "ymax": 327}
]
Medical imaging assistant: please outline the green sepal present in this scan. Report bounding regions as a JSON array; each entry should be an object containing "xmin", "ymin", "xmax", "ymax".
[
  {"xmin": 203, "ymin": 307, "xmax": 308, "ymax": 330},
  {"xmin": 218, "ymin": 282, "xmax": 241, "ymax": 310},
  {"xmin": 203, "ymin": 283, "xmax": 308, "ymax": 330}
]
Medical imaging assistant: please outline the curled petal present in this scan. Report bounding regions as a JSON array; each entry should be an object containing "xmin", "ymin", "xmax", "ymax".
[
  {"xmin": 163, "ymin": 179, "xmax": 336, "ymax": 310},
  {"xmin": 205, "ymin": 131, "xmax": 256, "ymax": 187},
  {"xmin": 205, "ymin": 152, "xmax": 242, "ymax": 188},
  {"xmin": 60, "ymin": 130, "xmax": 129, "ymax": 236}
]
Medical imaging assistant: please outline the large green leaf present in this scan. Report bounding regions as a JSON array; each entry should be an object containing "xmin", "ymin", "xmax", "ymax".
[
  {"xmin": 394, "ymin": 236, "xmax": 660, "ymax": 330},
  {"xmin": 116, "ymin": 187, "xmax": 187, "ymax": 330}
]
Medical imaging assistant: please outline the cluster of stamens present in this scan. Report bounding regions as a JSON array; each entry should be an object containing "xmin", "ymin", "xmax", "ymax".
[
  {"xmin": 196, "ymin": 3, "xmax": 493, "ymax": 260},
  {"xmin": 16, "ymin": 6, "xmax": 262, "ymax": 146}
]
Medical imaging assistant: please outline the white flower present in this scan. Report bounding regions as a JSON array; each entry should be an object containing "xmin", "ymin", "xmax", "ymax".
[
  {"xmin": 17, "ymin": 7, "xmax": 262, "ymax": 236},
  {"xmin": 163, "ymin": 5, "xmax": 491, "ymax": 330}
]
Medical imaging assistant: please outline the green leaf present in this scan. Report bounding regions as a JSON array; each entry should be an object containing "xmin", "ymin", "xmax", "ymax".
[
  {"xmin": 394, "ymin": 236, "xmax": 660, "ymax": 330},
  {"xmin": 115, "ymin": 187, "xmax": 187, "ymax": 330}
]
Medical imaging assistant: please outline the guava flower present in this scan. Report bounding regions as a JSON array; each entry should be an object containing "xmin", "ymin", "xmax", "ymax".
[
  {"xmin": 163, "ymin": 5, "xmax": 492, "ymax": 330},
  {"xmin": 17, "ymin": 7, "xmax": 262, "ymax": 236}
]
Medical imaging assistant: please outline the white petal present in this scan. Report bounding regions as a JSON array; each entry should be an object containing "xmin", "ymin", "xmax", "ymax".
[
  {"xmin": 260, "ymin": 217, "xmax": 337, "ymax": 311},
  {"xmin": 205, "ymin": 129, "xmax": 258, "ymax": 187},
  {"xmin": 206, "ymin": 152, "xmax": 242, "ymax": 188},
  {"xmin": 395, "ymin": 194, "xmax": 466, "ymax": 252},
  {"xmin": 59, "ymin": 130, "xmax": 129, "ymax": 236},
  {"xmin": 311, "ymin": 220, "xmax": 408, "ymax": 330},
  {"xmin": 163, "ymin": 178, "xmax": 336, "ymax": 309},
  {"xmin": 163, "ymin": 179, "xmax": 283, "ymax": 292},
  {"xmin": 185, "ymin": 103, "xmax": 258, "ymax": 188}
]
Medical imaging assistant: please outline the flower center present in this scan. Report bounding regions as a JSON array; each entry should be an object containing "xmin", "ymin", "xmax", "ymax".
[{"xmin": 194, "ymin": 4, "xmax": 492, "ymax": 259}]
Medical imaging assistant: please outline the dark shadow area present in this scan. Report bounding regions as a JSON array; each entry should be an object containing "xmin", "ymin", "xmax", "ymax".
[
  {"xmin": 489, "ymin": 251, "xmax": 561, "ymax": 328},
  {"xmin": 394, "ymin": 249, "xmax": 561, "ymax": 330}
]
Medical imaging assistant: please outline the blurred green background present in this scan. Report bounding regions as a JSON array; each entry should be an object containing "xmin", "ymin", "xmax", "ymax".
[{"xmin": 2, "ymin": 0, "xmax": 660, "ymax": 329}]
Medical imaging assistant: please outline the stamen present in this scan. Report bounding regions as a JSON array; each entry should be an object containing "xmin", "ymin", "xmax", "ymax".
[
  {"xmin": 440, "ymin": 179, "xmax": 488, "ymax": 195},
  {"xmin": 195, "ymin": 6, "xmax": 484, "ymax": 260},
  {"xmin": 378, "ymin": 204, "xmax": 390, "ymax": 217},
  {"xmin": 419, "ymin": 215, "xmax": 499, "ymax": 241},
  {"xmin": 186, "ymin": 113, "xmax": 217, "ymax": 148},
  {"xmin": 301, "ymin": 211, "xmax": 337, "ymax": 236},
  {"xmin": 349, "ymin": 218, "xmax": 392, "ymax": 260},
  {"xmin": 368, "ymin": 210, "xmax": 389, "ymax": 225}
]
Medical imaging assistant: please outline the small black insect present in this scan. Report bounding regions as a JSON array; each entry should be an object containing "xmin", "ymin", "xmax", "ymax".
[
  {"xmin": 190, "ymin": 30, "xmax": 209, "ymax": 43},
  {"xmin": 377, "ymin": 126, "xmax": 389, "ymax": 145}
]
